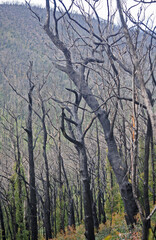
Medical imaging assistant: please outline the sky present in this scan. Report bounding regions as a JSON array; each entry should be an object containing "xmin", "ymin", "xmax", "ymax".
[
  {"xmin": 0, "ymin": 0, "xmax": 155, "ymax": 26},
  {"xmin": 0, "ymin": 0, "xmax": 45, "ymax": 7}
]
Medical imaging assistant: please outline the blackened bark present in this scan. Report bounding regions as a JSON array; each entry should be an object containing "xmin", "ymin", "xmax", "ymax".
[
  {"xmin": 92, "ymin": 202, "xmax": 99, "ymax": 233},
  {"xmin": 75, "ymin": 177, "xmax": 82, "ymax": 223},
  {"xmin": 122, "ymin": 117, "xmax": 128, "ymax": 170},
  {"xmin": 142, "ymin": 117, "xmax": 151, "ymax": 240},
  {"xmin": 61, "ymin": 93, "xmax": 95, "ymax": 239},
  {"xmin": 25, "ymin": 200, "xmax": 30, "ymax": 240},
  {"xmin": 54, "ymin": 185, "xmax": 57, "ymax": 237},
  {"xmin": 74, "ymin": 184, "xmax": 80, "ymax": 224},
  {"xmin": 40, "ymin": 96, "xmax": 52, "ymax": 240},
  {"xmin": 58, "ymin": 137, "xmax": 65, "ymax": 234},
  {"xmin": 15, "ymin": 119, "xmax": 24, "ymax": 238},
  {"xmin": 72, "ymin": 74, "xmax": 138, "ymax": 225},
  {"xmin": 50, "ymin": 189, "xmax": 54, "ymax": 237},
  {"xmin": 101, "ymin": 161, "xmax": 107, "ymax": 224},
  {"xmin": 120, "ymin": 181, "xmax": 138, "ymax": 226},
  {"xmin": 43, "ymin": 0, "xmax": 138, "ymax": 225},
  {"xmin": 98, "ymin": 192, "xmax": 102, "ymax": 224},
  {"xmin": 10, "ymin": 181, "xmax": 16, "ymax": 240},
  {"xmin": 142, "ymin": 219, "xmax": 150, "ymax": 240},
  {"xmin": 68, "ymin": 199, "xmax": 75, "ymax": 229},
  {"xmin": 26, "ymin": 62, "xmax": 38, "ymax": 240},
  {"xmin": 0, "ymin": 200, "xmax": 6, "ymax": 240},
  {"xmin": 60, "ymin": 153, "xmax": 75, "ymax": 229},
  {"xmin": 96, "ymin": 124, "xmax": 102, "ymax": 223},
  {"xmin": 101, "ymin": 194, "xmax": 106, "ymax": 224},
  {"xmin": 23, "ymin": 177, "xmax": 30, "ymax": 240},
  {"xmin": 151, "ymin": 131, "xmax": 155, "ymax": 204},
  {"xmin": 79, "ymin": 145, "xmax": 95, "ymax": 240},
  {"xmin": 80, "ymin": 182, "xmax": 83, "ymax": 222}
]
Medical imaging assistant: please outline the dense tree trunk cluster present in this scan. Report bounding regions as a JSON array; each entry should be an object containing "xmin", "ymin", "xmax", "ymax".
[{"xmin": 0, "ymin": 0, "xmax": 156, "ymax": 239}]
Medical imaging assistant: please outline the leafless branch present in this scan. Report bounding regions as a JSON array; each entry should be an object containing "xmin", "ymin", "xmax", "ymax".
[
  {"xmin": 25, "ymin": 1, "xmax": 41, "ymax": 22},
  {"xmin": 146, "ymin": 205, "xmax": 156, "ymax": 220},
  {"xmin": 61, "ymin": 108, "xmax": 82, "ymax": 146},
  {"xmin": 83, "ymin": 115, "xmax": 97, "ymax": 139}
]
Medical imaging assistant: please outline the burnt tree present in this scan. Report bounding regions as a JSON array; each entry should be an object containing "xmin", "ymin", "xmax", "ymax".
[
  {"xmin": 61, "ymin": 89, "xmax": 95, "ymax": 240},
  {"xmin": 25, "ymin": 62, "xmax": 38, "ymax": 240}
]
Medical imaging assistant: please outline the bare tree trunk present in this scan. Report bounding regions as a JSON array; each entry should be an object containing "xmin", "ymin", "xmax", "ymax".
[
  {"xmin": 10, "ymin": 181, "xmax": 16, "ymax": 240},
  {"xmin": 4, "ymin": 205, "xmax": 12, "ymax": 240},
  {"xmin": 96, "ymin": 124, "xmax": 106, "ymax": 224},
  {"xmin": 79, "ymin": 145, "xmax": 95, "ymax": 240},
  {"xmin": 61, "ymin": 89, "xmax": 95, "ymax": 239},
  {"xmin": 116, "ymin": 0, "xmax": 156, "ymax": 134},
  {"xmin": 90, "ymin": 189, "xmax": 99, "ymax": 233},
  {"xmin": 142, "ymin": 117, "xmax": 151, "ymax": 240},
  {"xmin": 130, "ymin": 69, "xmax": 150, "ymax": 239},
  {"xmin": 39, "ymin": 94, "xmax": 52, "ymax": 240},
  {"xmin": 25, "ymin": 62, "xmax": 38, "ymax": 240},
  {"xmin": 54, "ymin": 184, "xmax": 57, "ymax": 237},
  {"xmin": 68, "ymin": 198, "xmax": 75, "ymax": 229},
  {"xmin": 24, "ymin": 175, "xmax": 31, "ymax": 240},
  {"xmin": 58, "ymin": 134, "xmax": 65, "ymax": 234},
  {"xmin": 80, "ymin": 182, "xmax": 83, "ymax": 223},
  {"xmin": 60, "ymin": 152, "xmax": 75, "ymax": 229},
  {"xmin": 50, "ymin": 188, "xmax": 54, "ymax": 237},
  {"xmin": 96, "ymin": 123, "xmax": 102, "ymax": 224},
  {"xmin": 0, "ymin": 200, "xmax": 6, "ymax": 240},
  {"xmin": 42, "ymin": 0, "xmax": 138, "ymax": 226},
  {"xmin": 151, "ymin": 131, "xmax": 156, "ymax": 204},
  {"xmin": 101, "ymin": 159, "xmax": 107, "ymax": 224},
  {"xmin": 101, "ymin": 193, "xmax": 106, "ymax": 224},
  {"xmin": 15, "ymin": 119, "xmax": 24, "ymax": 239}
]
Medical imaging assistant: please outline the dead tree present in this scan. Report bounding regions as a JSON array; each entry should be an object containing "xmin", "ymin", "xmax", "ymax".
[
  {"xmin": 27, "ymin": 0, "xmax": 138, "ymax": 226},
  {"xmin": 0, "ymin": 199, "xmax": 6, "ymax": 240},
  {"xmin": 24, "ymin": 62, "xmax": 38, "ymax": 240},
  {"xmin": 42, "ymin": 0, "xmax": 138, "ymax": 226},
  {"xmin": 116, "ymin": 0, "xmax": 156, "ymax": 134},
  {"xmin": 38, "ymin": 89, "xmax": 52, "ymax": 240},
  {"xmin": 61, "ymin": 89, "xmax": 95, "ymax": 240},
  {"xmin": 58, "ymin": 146, "xmax": 76, "ymax": 230}
]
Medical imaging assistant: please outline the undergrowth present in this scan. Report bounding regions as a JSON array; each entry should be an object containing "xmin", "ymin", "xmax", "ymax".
[{"xmin": 40, "ymin": 212, "xmax": 156, "ymax": 240}]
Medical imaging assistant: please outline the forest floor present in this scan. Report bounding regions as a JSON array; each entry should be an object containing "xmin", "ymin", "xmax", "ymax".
[{"xmin": 46, "ymin": 213, "xmax": 147, "ymax": 240}]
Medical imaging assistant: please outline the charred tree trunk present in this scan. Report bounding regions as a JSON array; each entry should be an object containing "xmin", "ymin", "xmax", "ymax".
[
  {"xmin": 43, "ymin": 0, "xmax": 138, "ymax": 226},
  {"xmin": 39, "ymin": 94, "xmax": 52, "ymax": 240},
  {"xmin": 15, "ymin": 119, "xmax": 24, "ymax": 239},
  {"xmin": 60, "ymin": 152, "xmax": 75, "ymax": 229},
  {"xmin": 96, "ymin": 123, "xmax": 102, "ymax": 224},
  {"xmin": 101, "ymin": 194, "xmax": 106, "ymax": 224},
  {"xmin": 79, "ymin": 144, "xmax": 95, "ymax": 240},
  {"xmin": 151, "ymin": 131, "xmax": 156, "ymax": 205},
  {"xmin": 74, "ymin": 177, "xmax": 81, "ymax": 224},
  {"xmin": 68, "ymin": 199, "xmax": 75, "ymax": 229},
  {"xmin": 58, "ymin": 135, "xmax": 65, "ymax": 234},
  {"xmin": 80, "ymin": 182, "xmax": 83, "ymax": 223},
  {"xmin": 4, "ymin": 205, "xmax": 12, "ymax": 240},
  {"xmin": 23, "ymin": 177, "xmax": 30, "ymax": 240},
  {"xmin": 92, "ymin": 202, "xmax": 99, "ymax": 233},
  {"xmin": 90, "ymin": 189, "xmax": 99, "ymax": 232},
  {"xmin": 142, "ymin": 117, "xmax": 151, "ymax": 240},
  {"xmin": 50, "ymin": 188, "xmax": 54, "ymax": 237},
  {"xmin": 0, "ymin": 200, "xmax": 6, "ymax": 240},
  {"xmin": 101, "ymin": 158, "xmax": 107, "ymax": 224},
  {"xmin": 25, "ymin": 62, "xmax": 38, "ymax": 240},
  {"xmin": 116, "ymin": 0, "xmax": 155, "ymax": 135},
  {"xmin": 10, "ymin": 181, "xmax": 16, "ymax": 240},
  {"xmin": 61, "ymin": 89, "xmax": 95, "ymax": 239},
  {"xmin": 54, "ymin": 184, "xmax": 57, "ymax": 237}
]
